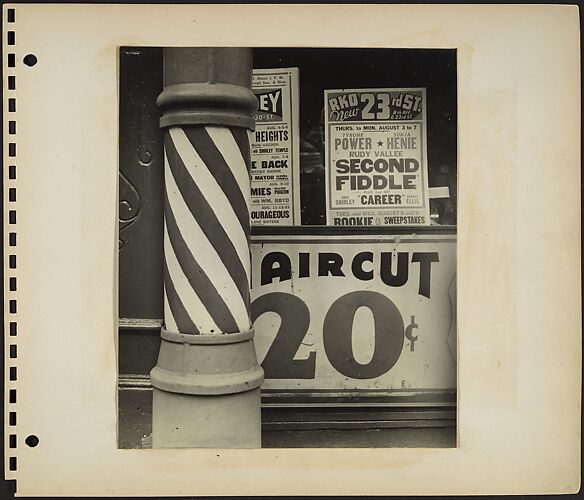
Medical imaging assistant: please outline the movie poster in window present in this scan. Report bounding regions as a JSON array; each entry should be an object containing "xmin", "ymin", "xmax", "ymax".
[
  {"xmin": 250, "ymin": 68, "xmax": 300, "ymax": 225},
  {"xmin": 325, "ymin": 88, "xmax": 430, "ymax": 226}
]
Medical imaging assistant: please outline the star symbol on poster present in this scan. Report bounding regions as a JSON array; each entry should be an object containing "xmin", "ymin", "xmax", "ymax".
[{"xmin": 377, "ymin": 141, "xmax": 383, "ymax": 146}]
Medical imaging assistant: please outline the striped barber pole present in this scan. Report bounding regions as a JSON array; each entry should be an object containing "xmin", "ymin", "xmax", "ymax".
[
  {"xmin": 151, "ymin": 48, "xmax": 262, "ymax": 449},
  {"xmin": 163, "ymin": 125, "xmax": 252, "ymax": 335}
]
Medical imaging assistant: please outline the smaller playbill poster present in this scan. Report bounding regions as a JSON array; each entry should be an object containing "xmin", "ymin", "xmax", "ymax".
[
  {"xmin": 250, "ymin": 68, "xmax": 301, "ymax": 226},
  {"xmin": 324, "ymin": 88, "xmax": 431, "ymax": 226}
]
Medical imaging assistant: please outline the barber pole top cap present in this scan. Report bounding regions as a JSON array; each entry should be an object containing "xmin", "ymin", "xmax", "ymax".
[{"xmin": 157, "ymin": 48, "xmax": 258, "ymax": 130}]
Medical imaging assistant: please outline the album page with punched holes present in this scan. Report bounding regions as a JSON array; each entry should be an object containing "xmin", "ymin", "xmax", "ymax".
[{"xmin": 2, "ymin": 3, "xmax": 581, "ymax": 496}]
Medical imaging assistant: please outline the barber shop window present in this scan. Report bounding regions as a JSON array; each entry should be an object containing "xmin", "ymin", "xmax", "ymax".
[
  {"xmin": 251, "ymin": 48, "xmax": 457, "ymax": 227},
  {"xmin": 118, "ymin": 47, "xmax": 457, "ymax": 449}
]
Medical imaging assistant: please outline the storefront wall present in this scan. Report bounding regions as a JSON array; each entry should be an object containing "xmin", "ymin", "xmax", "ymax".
[{"xmin": 118, "ymin": 47, "xmax": 457, "ymax": 447}]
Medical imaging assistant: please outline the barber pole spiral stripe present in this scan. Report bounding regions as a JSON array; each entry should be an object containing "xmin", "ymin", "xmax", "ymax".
[{"xmin": 163, "ymin": 125, "xmax": 252, "ymax": 335}]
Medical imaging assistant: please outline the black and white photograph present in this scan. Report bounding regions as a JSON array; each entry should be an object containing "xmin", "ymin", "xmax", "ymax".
[
  {"xmin": 117, "ymin": 47, "xmax": 458, "ymax": 449},
  {"xmin": 3, "ymin": 4, "xmax": 580, "ymax": 497}
]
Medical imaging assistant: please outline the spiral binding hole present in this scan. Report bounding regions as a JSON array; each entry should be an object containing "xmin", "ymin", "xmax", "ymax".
[{"xmin": 7, "ymin": 7, "xmax": 21, "ymax": 474}]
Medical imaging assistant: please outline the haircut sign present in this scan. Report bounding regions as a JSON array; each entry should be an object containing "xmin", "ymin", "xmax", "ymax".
[
  {"xmin": 325, "ymin": 88, "xmax": 430, "ymax": 226},
  {"xmin": 250, "ymin": 233, "xmax": 456, "ymax": 393}
]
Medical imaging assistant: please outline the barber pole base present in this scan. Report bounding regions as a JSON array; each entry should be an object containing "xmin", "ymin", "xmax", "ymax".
[
  {"xmin": 152, "ymin": 388, "xmax": 261, "ymax": 448},
  {"xmin": 151, "ymin": 329, "xmax": 263, "ymax": 448}
]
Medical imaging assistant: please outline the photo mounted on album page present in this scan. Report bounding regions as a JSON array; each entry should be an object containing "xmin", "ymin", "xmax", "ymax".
[
  {"xmin": 2, "ymin": 3, "xmax": 581, "ymax": 497},
  {"xmin": 118, "ymin": 46, "xmax": 457, "ymax": 450}
]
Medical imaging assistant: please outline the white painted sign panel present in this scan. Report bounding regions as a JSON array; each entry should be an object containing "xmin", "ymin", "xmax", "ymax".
[{"xmin": 250, "ymin": 232, "xmax": 456, "ymax": 393}]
